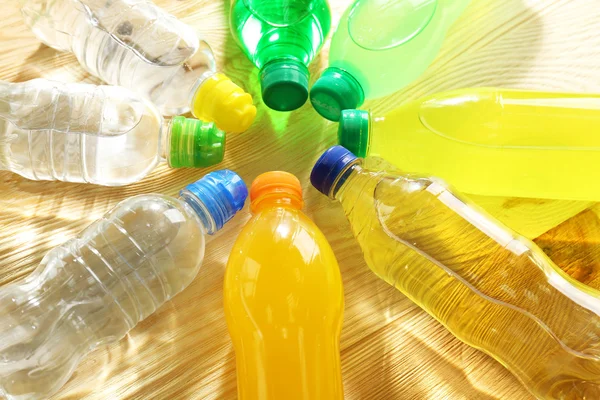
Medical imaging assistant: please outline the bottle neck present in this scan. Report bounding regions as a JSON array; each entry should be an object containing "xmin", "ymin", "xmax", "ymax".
[
  {"xmin": 158, "ymin": 118, "xmax": 172, "ymax": 163},
  {"xmin": 251, "ymin": 194, "xmax": 303, "ymax": 214},
  {"xmin": 329, "ymin": 161, "xmax": 364, "ymax": 200},
  {"xmin": 178, "ymin": 192, "xmax": 218, "ymax": 234}
]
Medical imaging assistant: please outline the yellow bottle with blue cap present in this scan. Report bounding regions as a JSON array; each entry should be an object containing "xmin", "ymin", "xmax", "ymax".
[{"xmin": 311, "ymin": 146, "xmax": 600, "ymax": 400}]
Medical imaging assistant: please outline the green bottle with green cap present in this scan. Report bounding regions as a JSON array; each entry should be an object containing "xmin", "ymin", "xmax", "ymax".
[
  {"xmin": 310, "ymin": 0, "xmax": 470, "ymax": 121},
  {"xmin": 230, "ymin": 0, "xmax": 331, "ymax": 111}
]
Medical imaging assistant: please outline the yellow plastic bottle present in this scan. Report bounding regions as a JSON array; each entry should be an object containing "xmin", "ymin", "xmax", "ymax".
[
  {"xmin": 224, "ymin": 171, "xmax": 345, "ymax": 400},
  {"xmin": 311, "ymin": 146, "xmax": 600, "ymax": 400},
  {"xmin": 338, "ymin": 88, "xmax": 600, "ymax": 201}
]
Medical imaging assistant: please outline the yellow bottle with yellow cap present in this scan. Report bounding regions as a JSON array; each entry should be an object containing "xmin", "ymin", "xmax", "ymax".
[{"xmin": 20, "ymin": 0, "xmax": 257, "ymax": 133}]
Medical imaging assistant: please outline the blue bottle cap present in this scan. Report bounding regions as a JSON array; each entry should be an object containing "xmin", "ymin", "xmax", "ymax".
[
  {"xmin": 310, "ymin": 146, "xmax": 358, "ymax": 197},
  {"xmin": 181, "ymin": 169, "xmax": 248, "ymax": 234}
]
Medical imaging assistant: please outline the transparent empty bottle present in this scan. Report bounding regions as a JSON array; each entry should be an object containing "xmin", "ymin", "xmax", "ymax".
[
  {"xmin": 20, "ymin": 0, "xmax": 256, "ymax": 133},
  {"xmin": 310, "ymin": 146, "xmax": 600, "ymax": 400},
  {"xmin": 0, "ymin": 170, "xmax": 248, "ymax": 400},
  {"xmin": 0, "ymin": 79, "xmax": 225, "ymax": 186}
]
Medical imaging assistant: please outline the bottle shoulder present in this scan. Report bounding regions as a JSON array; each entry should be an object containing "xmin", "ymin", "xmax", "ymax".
[{"xmin": 229, "ymin": 206, "xmax": 335, "ymax": 266}]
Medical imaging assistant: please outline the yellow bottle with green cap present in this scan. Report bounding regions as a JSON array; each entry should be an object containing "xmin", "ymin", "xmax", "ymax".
[
  {"xmin": 0, "ymin": 79, "xmax": 225, "ymax": 186},
  {"xmin": 230, "ymin": 0, "xmax": 331, "ymax": 111},
  {"xmin": 310, "ymin": 0, "xmax": 470, "ymax": 121},
  {"xmin": 338, "ymin": 88, "xmax": 600, "ymax": 201},
  {"xmin": 20, "ymin": 0, "xmax": 257, "ymax": 133}
]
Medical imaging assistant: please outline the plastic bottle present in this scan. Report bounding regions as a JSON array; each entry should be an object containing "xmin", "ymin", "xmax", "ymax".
[
  {"xmin": 230, "ymin": 0, "xmax": 331, "ymax": 111},
  {"xmin": 224, "ymin": 171, "xmax": 344, "ymax": 399},
  {"xmin": 0, "ymin": 170, "xmax": 248, "ymax": 400},
  {"xmin": 337, "ymin": 88, "xmax": 600, "ymax": 200},
  {"xmin": 310, "ymin": 146, "xmax": 600, "ymax": 400},
  {"xmin": 310, "ymin": 0, "xmax": 470, "ymax": 121},
  {"xmin": 20, "ymin": 0, "xmax": 256, "ymax": 133},
  {"xmin": 0, "ymin": 79, "xmax": 225, "ymax": 186}
]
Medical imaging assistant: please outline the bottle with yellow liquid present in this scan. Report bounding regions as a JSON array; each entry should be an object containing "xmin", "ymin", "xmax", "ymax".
[
  {"xmin": 224, "ymin": 171, "xmax": 344, "ymax": 400},
  {"xmin": 338, "ymin": 88, "xmax": 600, "ymax": 200},
  {"xmin": 311, "ymin": 146, "xmax": 600, "ymax": 400}
]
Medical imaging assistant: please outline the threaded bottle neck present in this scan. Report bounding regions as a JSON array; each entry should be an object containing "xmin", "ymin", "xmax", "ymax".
[
  {"xmin": 179, "ymin": 170, "xmax": 248, "ymax": 234},
  {"xmin": 250, "ymin": 171, "xmax": 304, "ymax": 214},
  {"xmin": 165, "ymin": 116, "xmax": 225, "ymax": 168}
]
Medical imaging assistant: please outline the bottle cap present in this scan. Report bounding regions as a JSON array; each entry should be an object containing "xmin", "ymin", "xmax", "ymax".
[
  {"xmin": 260, "ymin": 60, "xmax": 309, "ymax": 111},
  {"xmin": 191, "ymin": 73, "xmax": 257, "ymax": 133},
  {"xmin": 250, "ymin": 171, "xmax": 304, "ymax": 212},
  {"xmin": 169, "ymin": 116, "xmax": 225, "ymax": 168},
  {"xmin": 310, "ymin": 67, "xmax": 365, "ymax": 121},
  {"xmin": 338, "ymin": 109, "xmax": 370, "ymax": 157},
  {"xmin": 310, "ymin": 146, "xmax": 359, "ymax": 197},
  {"xmin": 181, "ymin": 170, "xmax": 248, "ymax": 233}
]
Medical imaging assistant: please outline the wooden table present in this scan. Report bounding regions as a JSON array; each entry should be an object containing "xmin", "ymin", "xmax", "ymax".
[{"xmin": 1, "ymin": 0, "xmax": 600, "ymax": 398}]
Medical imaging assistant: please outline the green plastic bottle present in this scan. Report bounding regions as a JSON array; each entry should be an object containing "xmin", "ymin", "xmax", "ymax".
[
  {"xmin": 310, "ymin": 0, "xmax": 470, "ymax": 121},
  {"xmin": 230, "ymin": 0, "xmax": 331, "ymax": 111}
]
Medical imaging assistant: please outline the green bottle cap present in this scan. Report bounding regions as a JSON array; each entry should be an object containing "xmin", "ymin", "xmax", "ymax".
[
  {"xmin": 260, "ymin": 59, "xmax": 309, "ymax": 111},
  {"xmin": 310, "ymin": 67, "xmax": 365, "ymax": 122},
  {"xmin": 169, "ymin": 116, "xmax": 225, "ymax": 168},
  {"xmin": 338, "ymin": 109, "xmax": 370, "ymax": 157}
]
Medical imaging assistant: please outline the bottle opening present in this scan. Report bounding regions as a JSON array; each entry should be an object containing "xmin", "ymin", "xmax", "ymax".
[
  {"xmin": 310, "ymin": 68, "xmax": 365, "ymax": 121},
  {"xmin": 338, "ymin": 109, "xmax": 370, "ymax": 156},
  {"xmin": 310, "ymin": 146, "xmax": 359, "ymax": 198},
  {"xmin": 169, "ymin": 116, "xmax": 226, "ymax": 168},
  {"xmin": 191, "ymin": 73, "xmax": 256, "ymax": 133},
  {"xmin": 348, "ymin": 0, "xmax": 438, "ymax": 50},
  {"xmin": 260, "ymin": 60, "xmax": 309, "ymax": 111},
  {"xmin": 250, "ymin": 171, "xmax": 304, "ymax": 213},
  {"xmin": 180, "ymin": 169, "xmax": 248, "ymax": 234}
]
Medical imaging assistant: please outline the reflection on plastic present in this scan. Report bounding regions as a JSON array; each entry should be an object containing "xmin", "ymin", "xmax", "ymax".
[{"xmin": 330, "ymin": 156, "xmax": 600, "ymax": 400}]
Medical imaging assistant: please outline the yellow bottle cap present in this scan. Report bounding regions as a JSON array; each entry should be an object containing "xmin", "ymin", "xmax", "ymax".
[{"xmin": 191, "ymin": 73, "xmax": 257, "ymax": 134}]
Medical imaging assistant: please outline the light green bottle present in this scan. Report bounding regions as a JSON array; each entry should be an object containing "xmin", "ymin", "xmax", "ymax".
[
  {"xmin": 230, "ymin": 0, "xmax": 331, "ymax": 112},
  {"xmin": 310, "ymin": 0, "xmax": 470, "ymax": 121}
]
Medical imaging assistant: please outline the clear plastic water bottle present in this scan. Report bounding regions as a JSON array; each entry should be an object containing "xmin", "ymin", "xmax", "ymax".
[
  {"xmin": 0, "ymin": 79, "xmax": 225, "ymax": 186},
  {"xmin": 20, "ymin": 0, "xmax": 257, "ymax": 133},
  {"xmin": 311, "ymin": 146, "xmax": 600, "ymax": 399},
  {"xmin": 0, "ymin": 169, "xmax": 248, "ymax": 400}
]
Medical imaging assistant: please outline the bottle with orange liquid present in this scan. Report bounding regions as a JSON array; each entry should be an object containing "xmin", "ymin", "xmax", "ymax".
[{"xmin": 224, "ymin": 171, "xmax": 345, "ymax": 400}]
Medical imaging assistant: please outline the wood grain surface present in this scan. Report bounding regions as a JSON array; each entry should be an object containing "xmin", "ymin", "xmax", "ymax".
[{"xmin": 1, "ymin": 0, "xmax": 600, "ymax": 399}]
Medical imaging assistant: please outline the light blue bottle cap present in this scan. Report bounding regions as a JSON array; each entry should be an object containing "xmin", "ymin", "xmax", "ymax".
[{"xmin": 181, "ymin": 170, "xmax": 248, "ymax": 234}]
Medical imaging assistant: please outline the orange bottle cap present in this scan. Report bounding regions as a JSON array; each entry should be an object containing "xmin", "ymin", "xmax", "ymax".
[{"xmin": 250, "ymin": 171, "xmax": 304, "ymax": 212}]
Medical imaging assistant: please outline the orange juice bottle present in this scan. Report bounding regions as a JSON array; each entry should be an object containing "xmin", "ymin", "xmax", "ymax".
[{"xmin": 224, "ymin": 171, "xmax": 345, "ymax": 400}]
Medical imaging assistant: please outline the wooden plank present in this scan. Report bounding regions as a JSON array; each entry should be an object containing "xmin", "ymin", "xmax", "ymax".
[{"xmin": 1, "ymin": 0, "xmax": 600, "ymax": 399}]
